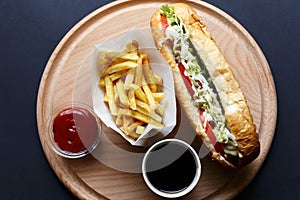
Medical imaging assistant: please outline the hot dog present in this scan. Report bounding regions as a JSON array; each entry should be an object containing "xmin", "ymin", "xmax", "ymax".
[{"xmin": 150, "ymin": 3, "xmax": 260, "ymax": 168}]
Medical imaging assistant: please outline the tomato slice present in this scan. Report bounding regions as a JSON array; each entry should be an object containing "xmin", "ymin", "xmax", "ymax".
[
  {"xmin": 161, "ymin": 15, "xmax": 169, "ymax": 32},
  {"xmin": 178, "ymin": 63, "xmax": 194, "ymax": 96},
  {"xmin": 199, "ymin": 109, "xmax": 224, "ymax": 154}
]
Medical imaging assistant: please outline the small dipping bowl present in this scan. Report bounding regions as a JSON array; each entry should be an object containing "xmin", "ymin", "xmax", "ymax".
[
  {"xmin": 48, "ymin": 102, "xmax": 101, "ymax": 159},
  {"xmin": 142, "ymin": 139, "xmax": 201, "ymax": 198}
]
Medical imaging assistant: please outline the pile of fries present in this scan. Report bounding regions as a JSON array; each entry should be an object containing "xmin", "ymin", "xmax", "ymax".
[{"xmin": 99, "ymin": 41, "xmax": 165, "ymax": 140}]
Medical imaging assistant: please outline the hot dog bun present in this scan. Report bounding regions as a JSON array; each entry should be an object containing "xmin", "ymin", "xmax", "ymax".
[{"xmin": 150, "ymin": 3, "xmax": 260, "ymax": 168}]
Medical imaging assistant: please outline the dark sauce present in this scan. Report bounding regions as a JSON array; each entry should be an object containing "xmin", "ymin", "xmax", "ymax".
[
  {"xmin": 52, "ymin": 107, "xmax": 99, "ymax": 153},
  {"xmin": 145, "ymin": 142, "xmax": 197, "ymax": 193}
]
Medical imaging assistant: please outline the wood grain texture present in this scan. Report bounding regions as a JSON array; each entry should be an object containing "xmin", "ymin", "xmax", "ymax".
[{"xmin": 36, "ymin": 0, "xmax": 277, "ymax": 199}]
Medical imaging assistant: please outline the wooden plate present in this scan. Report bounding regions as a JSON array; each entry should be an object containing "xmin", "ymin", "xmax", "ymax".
[{"xmin": 36, "ymin": 0, "xmax": 277, "ymax": 199}]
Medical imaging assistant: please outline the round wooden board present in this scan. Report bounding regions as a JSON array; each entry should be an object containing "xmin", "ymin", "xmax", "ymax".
[{"xmin": 36, "ymin": 0, "xmax": 277, "ymax": 199}]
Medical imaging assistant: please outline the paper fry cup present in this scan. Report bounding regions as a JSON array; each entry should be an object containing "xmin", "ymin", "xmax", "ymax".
[{"xmin": 91, "ymin": 29, "xmax": 176, "ymax": 146}]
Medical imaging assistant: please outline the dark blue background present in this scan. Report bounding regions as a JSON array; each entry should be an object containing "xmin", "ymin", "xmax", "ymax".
[{"xmin": 1, "ymin": 0, "xmax": 299, "ymax": 199}]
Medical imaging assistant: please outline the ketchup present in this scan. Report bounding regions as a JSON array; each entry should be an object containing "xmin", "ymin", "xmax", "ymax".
[{"xmin": 52, "ymin": 107, "xmax": 99, "ymax": 153}]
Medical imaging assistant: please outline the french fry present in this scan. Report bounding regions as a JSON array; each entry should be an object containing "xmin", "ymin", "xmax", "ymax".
[
  {"xmin": 155, "ymin": 102, "xmax": 165, "ymax": 116},
  {"xmin": 149, "ymin": 83, "xmax": 157, "ymax": 93},
  {"xmin": 134, "ymin": 57, "xmax": 143, "ymax": 86},
  {"xmin": 136, "ymin": 99, "xmax": 150, "ymax": 112},
  {"xmin": 125, "ymin": 40, "xmax": 139, "ymax": 53},
  {"xmin": 130, "ymin": 110, "xmax": 164, "ymax": 128},
  {"xmin": 112, "ymin": 85, "xmax": 117, "ymax": 101},
  {"xmin": 152, "ymin": 92, "xmax": 165, "ymax": 102},
  {"xmin": 128, "ymin": 132, "xmax": 140, "ymax": 140},
  {"xmin": 136, "ymin": 126, "xmax": 145, "ymax": 134},
  {"xmin": 116, "ymin": 80, "xmax": 129, "ymax": 107},
  {"xmin": 105, "ymin": 76, "xmax": 117, "ymax": 116},
  {"xmin": 141, "ymin": 53, "xmax": 157, "ymax": 92},
  {"xmin": 102, "ymin": 61, "xmax": 138, "ymax": 77},
  {"xmin": 99, "ymin": 41, "xmax": 166, "ymax": 140},
  {"xmin": 126, "ymin": 83, "xmax": 139, "ymax": 91},
  {"xmin": 103, "ymin": 93, "xmax": 108, "ymax": 103},
  {"xmin": 119, "ymin": 108, "xmax": 164, "ymax": 128},
  {"xmin": 115, "ymin": 114, "xmax": 123, "ymax": 126},
  {"xmin": 134, "ymin": 87, "xmax": 148, "ymax": 103},
  {"xmin": 128, "ymin": 89, "xmax": 136, "ymax": 110},
  {"xmin": 103, "ymin": 52, "xmax": 139, "ymax": 61},
  {"xmin": 154, "ymin": 73, "xmax": 163, "ymax": 85},
  {"xmin": 118, "ymin": 108, "xmax": 131, "ymax": 116},
  {"xmin": 119, "ymin": 52, "xmax": 139, "ymax": 61},
  {"xmin": 122, "ymin": 115, "xmax": 132, "ymax": 134},
  {"xmin": 125, "ymin": 121, "xmax": 144, "ymax": 135},
  {"xmin": 136, "ymin": 105, "xmax": 162, "ymax": 123},
  {"xmin": 99, "ymin": 78, "xmax": 105, "ymax": 88},
  {"xmin": 109, "ymin": 70, "xmax": 127, "ymax": 82},
  {"xmin": 124, "ymin": 68, "xmax": 135, "ymax": 89},
  {"xmin": 98, "ymin": 51, "xmax": 111, "ymax": 66},
  {"xmin": 142, "ymin": 83, "xmax": 157, "ymax": 110}
]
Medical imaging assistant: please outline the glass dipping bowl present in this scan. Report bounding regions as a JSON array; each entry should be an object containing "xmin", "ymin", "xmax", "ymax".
[{"xmin": 48, "ymin": 102, "xmax": 101, "ymax": 159}]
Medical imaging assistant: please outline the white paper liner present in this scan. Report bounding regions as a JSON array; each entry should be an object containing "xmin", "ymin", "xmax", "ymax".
[{"xmin": 91, "ymin": 29, "xmax": 176, "ymax": 146}]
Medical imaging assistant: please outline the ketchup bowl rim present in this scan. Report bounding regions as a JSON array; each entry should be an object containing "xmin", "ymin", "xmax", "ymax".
[{"xmin": 47, "ymin": 101, "xmax": 101, "ymax": 159}]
